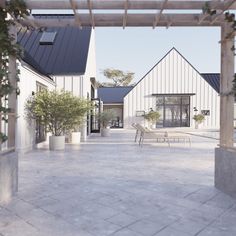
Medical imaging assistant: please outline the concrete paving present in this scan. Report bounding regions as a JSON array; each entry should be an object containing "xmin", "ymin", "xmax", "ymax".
[{"xmin": 0, "ymin": 129, "xmax": 236, "ymax": 236}]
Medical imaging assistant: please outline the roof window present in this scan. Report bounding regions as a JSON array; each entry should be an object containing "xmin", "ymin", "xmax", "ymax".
[{"xmin": 39, "ymin": 32, "xmax": 57, "ymax": 45}]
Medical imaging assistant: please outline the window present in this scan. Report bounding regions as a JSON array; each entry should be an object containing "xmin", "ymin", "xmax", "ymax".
[
  {"xmin": 156, "ymin": 95, "xmax": 190, "ymax": 127},
  {"xmin": 39, "ymin": 32, "xmax": 57, "ymax": 45}
]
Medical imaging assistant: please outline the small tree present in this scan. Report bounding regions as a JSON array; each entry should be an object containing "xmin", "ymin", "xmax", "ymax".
[
  {"xmin": 25, "ymin": 90, "xmax": 92, "ymax": 136},
  {"xmin": 98, "ymin": 110, "xmax": 116, "ymax": 128},
  {"xmin": 193, "ymin": 114, "xmax": 205, "ymax": 129},
  {"xmin": 144, "ymin": 110, "xmax": 161, "ymax": 127},
  {"xmin": 100, "ymin": 68, "xmax": 135, "ymax": 87}
]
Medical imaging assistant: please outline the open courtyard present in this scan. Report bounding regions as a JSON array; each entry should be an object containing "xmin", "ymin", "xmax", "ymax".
[{"xmin": 0, "ymin": 129, "xmax": 236, "ymax": 236}]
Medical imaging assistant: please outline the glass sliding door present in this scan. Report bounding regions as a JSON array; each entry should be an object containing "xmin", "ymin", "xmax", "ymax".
[{"xmin": 156, "ymin": 95, "xmax": 190, "ymax": 127}]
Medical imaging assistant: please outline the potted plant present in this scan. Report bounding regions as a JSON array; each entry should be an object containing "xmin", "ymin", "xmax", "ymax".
[
  {"xmin": 25, "ymin": 90, "xmax": 91, "ymax": 150},
  {"xmin": 98, "ymin": 110, "xmax": 115, "ymax": 137},
  {"xmin": 193, "ymin": 114, "xmax": 205, "ymax": 129},
  {"xmin": 71, "ymin": 101, "xmax": 92, "ymax": 144},
  {"xmin": 144, "ymin": 110, "xmax": 161, "ymax": 129}
]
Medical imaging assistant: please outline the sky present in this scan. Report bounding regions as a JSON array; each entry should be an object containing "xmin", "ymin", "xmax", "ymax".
[{"xmin": 95, "ymin": 27, "xmax": 223, "ymax": 84}]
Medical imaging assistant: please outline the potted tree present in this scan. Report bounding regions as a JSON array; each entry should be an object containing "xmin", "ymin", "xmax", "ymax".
[
  {"xmin": 193, "ymin": 114, "xmax": 205, "ymax": 129},
  {"xmin": 71, "ymin": 100, "xmax": 92, "ymax": 144},
  {"xmin": 144, "ymin": 110, "xmax": 161, "ymax": 129},
  {"xmin": 98, "ymin": 110, "xmax": 115, "ymax": 137},
  {"xmin": 25, "ymin": 90, "xmax": 91, "ymax": 150}
]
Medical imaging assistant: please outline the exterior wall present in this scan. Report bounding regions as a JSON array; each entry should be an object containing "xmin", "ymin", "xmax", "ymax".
[
  {"xmin": 124, "ymin": 49, "xmax": 220, "ymax": 129},
  {"xmin": 16, "ymin": 63, "xmax": 55, "ymax": 153}
]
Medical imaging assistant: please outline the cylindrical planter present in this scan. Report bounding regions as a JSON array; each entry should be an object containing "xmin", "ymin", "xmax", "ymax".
[
  {"xmin": 49, "ymin": 136, "xmax": 65, "ymax": 150},
  {"xmin": 0, "ymin": 151, "xmax": 18, "ymax": 204},
  {"xmin": 71, "ymin": 132, "xmax": 81, "ymax": 144},
  {"xmin": 101, "ymin": 128, "xmax": 110, "ymax": 137}
]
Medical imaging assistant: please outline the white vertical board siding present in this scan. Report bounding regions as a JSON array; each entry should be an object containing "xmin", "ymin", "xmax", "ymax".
[
  {"xmin": 124, "ymin": 48, "xmax": 220, "ymax": 128},
  {"xmin": 16, "ymin": 64, "xmax": 55, "ymax": 153}
]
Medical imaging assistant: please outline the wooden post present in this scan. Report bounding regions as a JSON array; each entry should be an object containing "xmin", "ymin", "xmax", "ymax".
[
  {"xmin": 8, "ymin": 25, "xmax": 17, "ymax": 149},
  {"xmin": 219, "ymin": 22, "xmax": 235, "ymax": 147}
]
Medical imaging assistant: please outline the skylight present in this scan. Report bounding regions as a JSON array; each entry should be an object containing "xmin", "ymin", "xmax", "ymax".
[{"xmin": 39, "ymin": 32, "xmax": 57, "ymax": 45}]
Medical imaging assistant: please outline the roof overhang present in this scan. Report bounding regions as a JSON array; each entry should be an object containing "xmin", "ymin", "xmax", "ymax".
[{"xmin": 152, "ymin": 93, "xmax": 196, "ymax": 96}]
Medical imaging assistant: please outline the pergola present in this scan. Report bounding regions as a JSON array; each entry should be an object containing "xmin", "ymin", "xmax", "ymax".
[{"xmin": 0, "ymin": 0, "xmax": 236, "ymax": 200}]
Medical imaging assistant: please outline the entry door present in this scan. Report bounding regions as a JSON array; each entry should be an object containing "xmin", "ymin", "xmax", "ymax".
[{"xmin": 164, "ymin": 105, "xmax": 181, "ymax": 127}]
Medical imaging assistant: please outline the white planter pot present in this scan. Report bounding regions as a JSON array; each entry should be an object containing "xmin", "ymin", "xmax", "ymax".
[
  {"xmin": 71, "ymin": 132, "xmax": 81, "ymax": 144},
  {"xmin": 151, "ymin": 124, "xmax": 156, "ymax": 129},
  {"xmin": 0, "ymin": 152, "xmax": 18, "ymax": 204},
  {"xmin": 101, "ymin": 128, "xmax": 110, "ymax": 137},
  {"xmin": 49, "ymin": 136, "xmax": 65, "ymax": 150}
]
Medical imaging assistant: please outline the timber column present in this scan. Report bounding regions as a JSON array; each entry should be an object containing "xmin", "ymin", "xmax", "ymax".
[
  {"xmin": 0, "ymin": 25, "xmax": 18, "ymax": 204},
  {"xmin": 215, "ymin": 21, "xmax": 236, "ymax": 198},
  {"xmin": 8, "ymin": 25, "xmax": 17, "ymax": 149},
  {"xmin": 219, "ymin": 22, "xmax": 235, "ymax": 148}
]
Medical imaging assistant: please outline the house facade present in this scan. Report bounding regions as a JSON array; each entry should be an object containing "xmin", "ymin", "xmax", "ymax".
[
  {"xmin": 98, "ymin": 87, "xmax": 133, "ymax": 128},
  {"xmin": 15, "ymin": 16, "xmax": 96, "ymax": 153},
  {"xmin": 124, "ymin": 48, "xmax": 220, "ymax": 129}
]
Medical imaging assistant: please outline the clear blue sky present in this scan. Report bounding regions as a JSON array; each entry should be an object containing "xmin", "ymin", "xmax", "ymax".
[{"xmin": 95, "ymin": 26, "xmax": 234, "ymax": 84}]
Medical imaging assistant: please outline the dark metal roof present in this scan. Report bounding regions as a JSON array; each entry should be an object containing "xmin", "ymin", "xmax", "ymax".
[
  {"xmin": 17, "ymin": 15, "xmax": 91, "ymax": 76},
  {"xmin": 201, "ymin": 73, "xmax": 220, "ymax": 93},
  {"xmin": 98, "ymin": 87, "xmax": 133, "ymax": 104}
]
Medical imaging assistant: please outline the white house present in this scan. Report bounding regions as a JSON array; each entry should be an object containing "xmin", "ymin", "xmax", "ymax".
[
  {"xmin": 15, "ymin": 15, "xmax": 97, "ymax": 153},
  {"xmin": 97, "ymin": 86, "xmax": 133, "ymax": 128},
  {"xmin": 124, "ymin": 48, "xmax": 220, "ymax": 129}
]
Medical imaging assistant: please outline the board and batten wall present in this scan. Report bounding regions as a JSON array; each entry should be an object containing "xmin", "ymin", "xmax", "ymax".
[{"xmin": 124, "ymin": 48, "xmax": 220, "ymax": 129}]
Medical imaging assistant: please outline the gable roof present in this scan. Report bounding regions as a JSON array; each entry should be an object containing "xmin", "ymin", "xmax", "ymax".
[
  {"xmin": 17, "ymin": 14, "xmax": 91, "ymax": 76},
  {"xmin": 201, "ymin": 73, "xmax": 220, "ymax": 93},
  {"xmin": 125, "ymin": 47, "xmax": 221, "ymax": 97},
  {"xmin": 98, "ymin": 87, "xmax": 133, "ymax": 104}
]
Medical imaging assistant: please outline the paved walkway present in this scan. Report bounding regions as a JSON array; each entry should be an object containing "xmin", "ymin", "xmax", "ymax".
[{"xmin": 1, "ymin": 129, "xmax": 236, "ymax": 236}]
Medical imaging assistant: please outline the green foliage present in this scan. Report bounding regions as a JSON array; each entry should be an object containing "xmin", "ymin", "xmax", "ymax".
[
  {"xmin": 202, "ymin": 3, "xmax": 236, "ymax": 96},
  {"xmin": 0, "ymin": 0, "xmax": 28, "ymax": 143},
  {"xmin": 202, "ymin": 2, "xmax": 216, "ymax": 16},
  {"xmin": 193, "ymin": 114, "xmax": 205, "ymax": 124},
  {"xmin": 100, "ymin": 68, "xmax": 135, "ymax": 87},
  {"xmin": 25, "ymin": 90, "xmax": 92, "ymax": 136},
  {"xmin": 144, "ymin": 110, "xmax": 161, "ymax": 124},
  {"xmin": 98, "ymin": 110, "xmax": 116, "ymax": 128}
]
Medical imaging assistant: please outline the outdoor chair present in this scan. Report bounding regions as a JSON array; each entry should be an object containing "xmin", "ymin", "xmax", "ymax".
[
  {"xmin": 137, "ymin": 125, "xmax": 191, "ymax": 147},
  {"xmin": 132, "ymin": 123, "xmax": 140, "ymax": 142}
]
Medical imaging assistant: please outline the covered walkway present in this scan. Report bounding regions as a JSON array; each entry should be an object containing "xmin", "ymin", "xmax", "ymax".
[{"xmin": 0, "ymin": 129, "xmax": 236, "ymax": 236}]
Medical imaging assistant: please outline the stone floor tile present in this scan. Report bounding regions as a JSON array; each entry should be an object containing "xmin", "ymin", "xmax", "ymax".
[
  {"xmin": 111, "ymin": 228, "xmax": 143, "ymax": 236},
  {"xmin": 204, "ymin": 193, "xmax": 236, "ymax": 209},
  {"xmin": 170, "ymin": 218, "xmax": 207, "ymax": 235},
  {"xmin": 196, "ymin": 226, "xmax": 236, "ymax": 236},
  {"xmin": 106, "ymin": 212, "xmax": 139, "ymax": 227},
  {"xmin": 128, "ymin": 219, "xmax": 167, "ymax": 236},
  {"xmin": 85, "ymin": 219, "xmax": 121, "ymax": 236},
  {"xmin": 154, "ymin": 227, "xmax": 191, "ymax": 236}
]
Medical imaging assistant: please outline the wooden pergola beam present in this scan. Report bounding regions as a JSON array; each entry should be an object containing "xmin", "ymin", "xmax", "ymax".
[
  {"xmin": 69, "ymin": 0, "xmax": 82, "ymax": 28},
  {"xmin": 153, "ymin": 0, "xmax": 168, "ymax": 29},
  {"xmin": 210, "ymin": 0, "xmax": 236, "ymax": 25},
  {"xmin": 11, "ymin": 0, "xmax": 236, "ymax": 10},
  {"xmin": 18, "ymin": 13, "xmax": 224, "ymax": 28},
  {"xmin": 87, "ymin": 0, "xmax": 95, "ymax": 28},
  {"xmin": 123, "ymin": 0, "xmax": 128, "ymax": 29}
]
